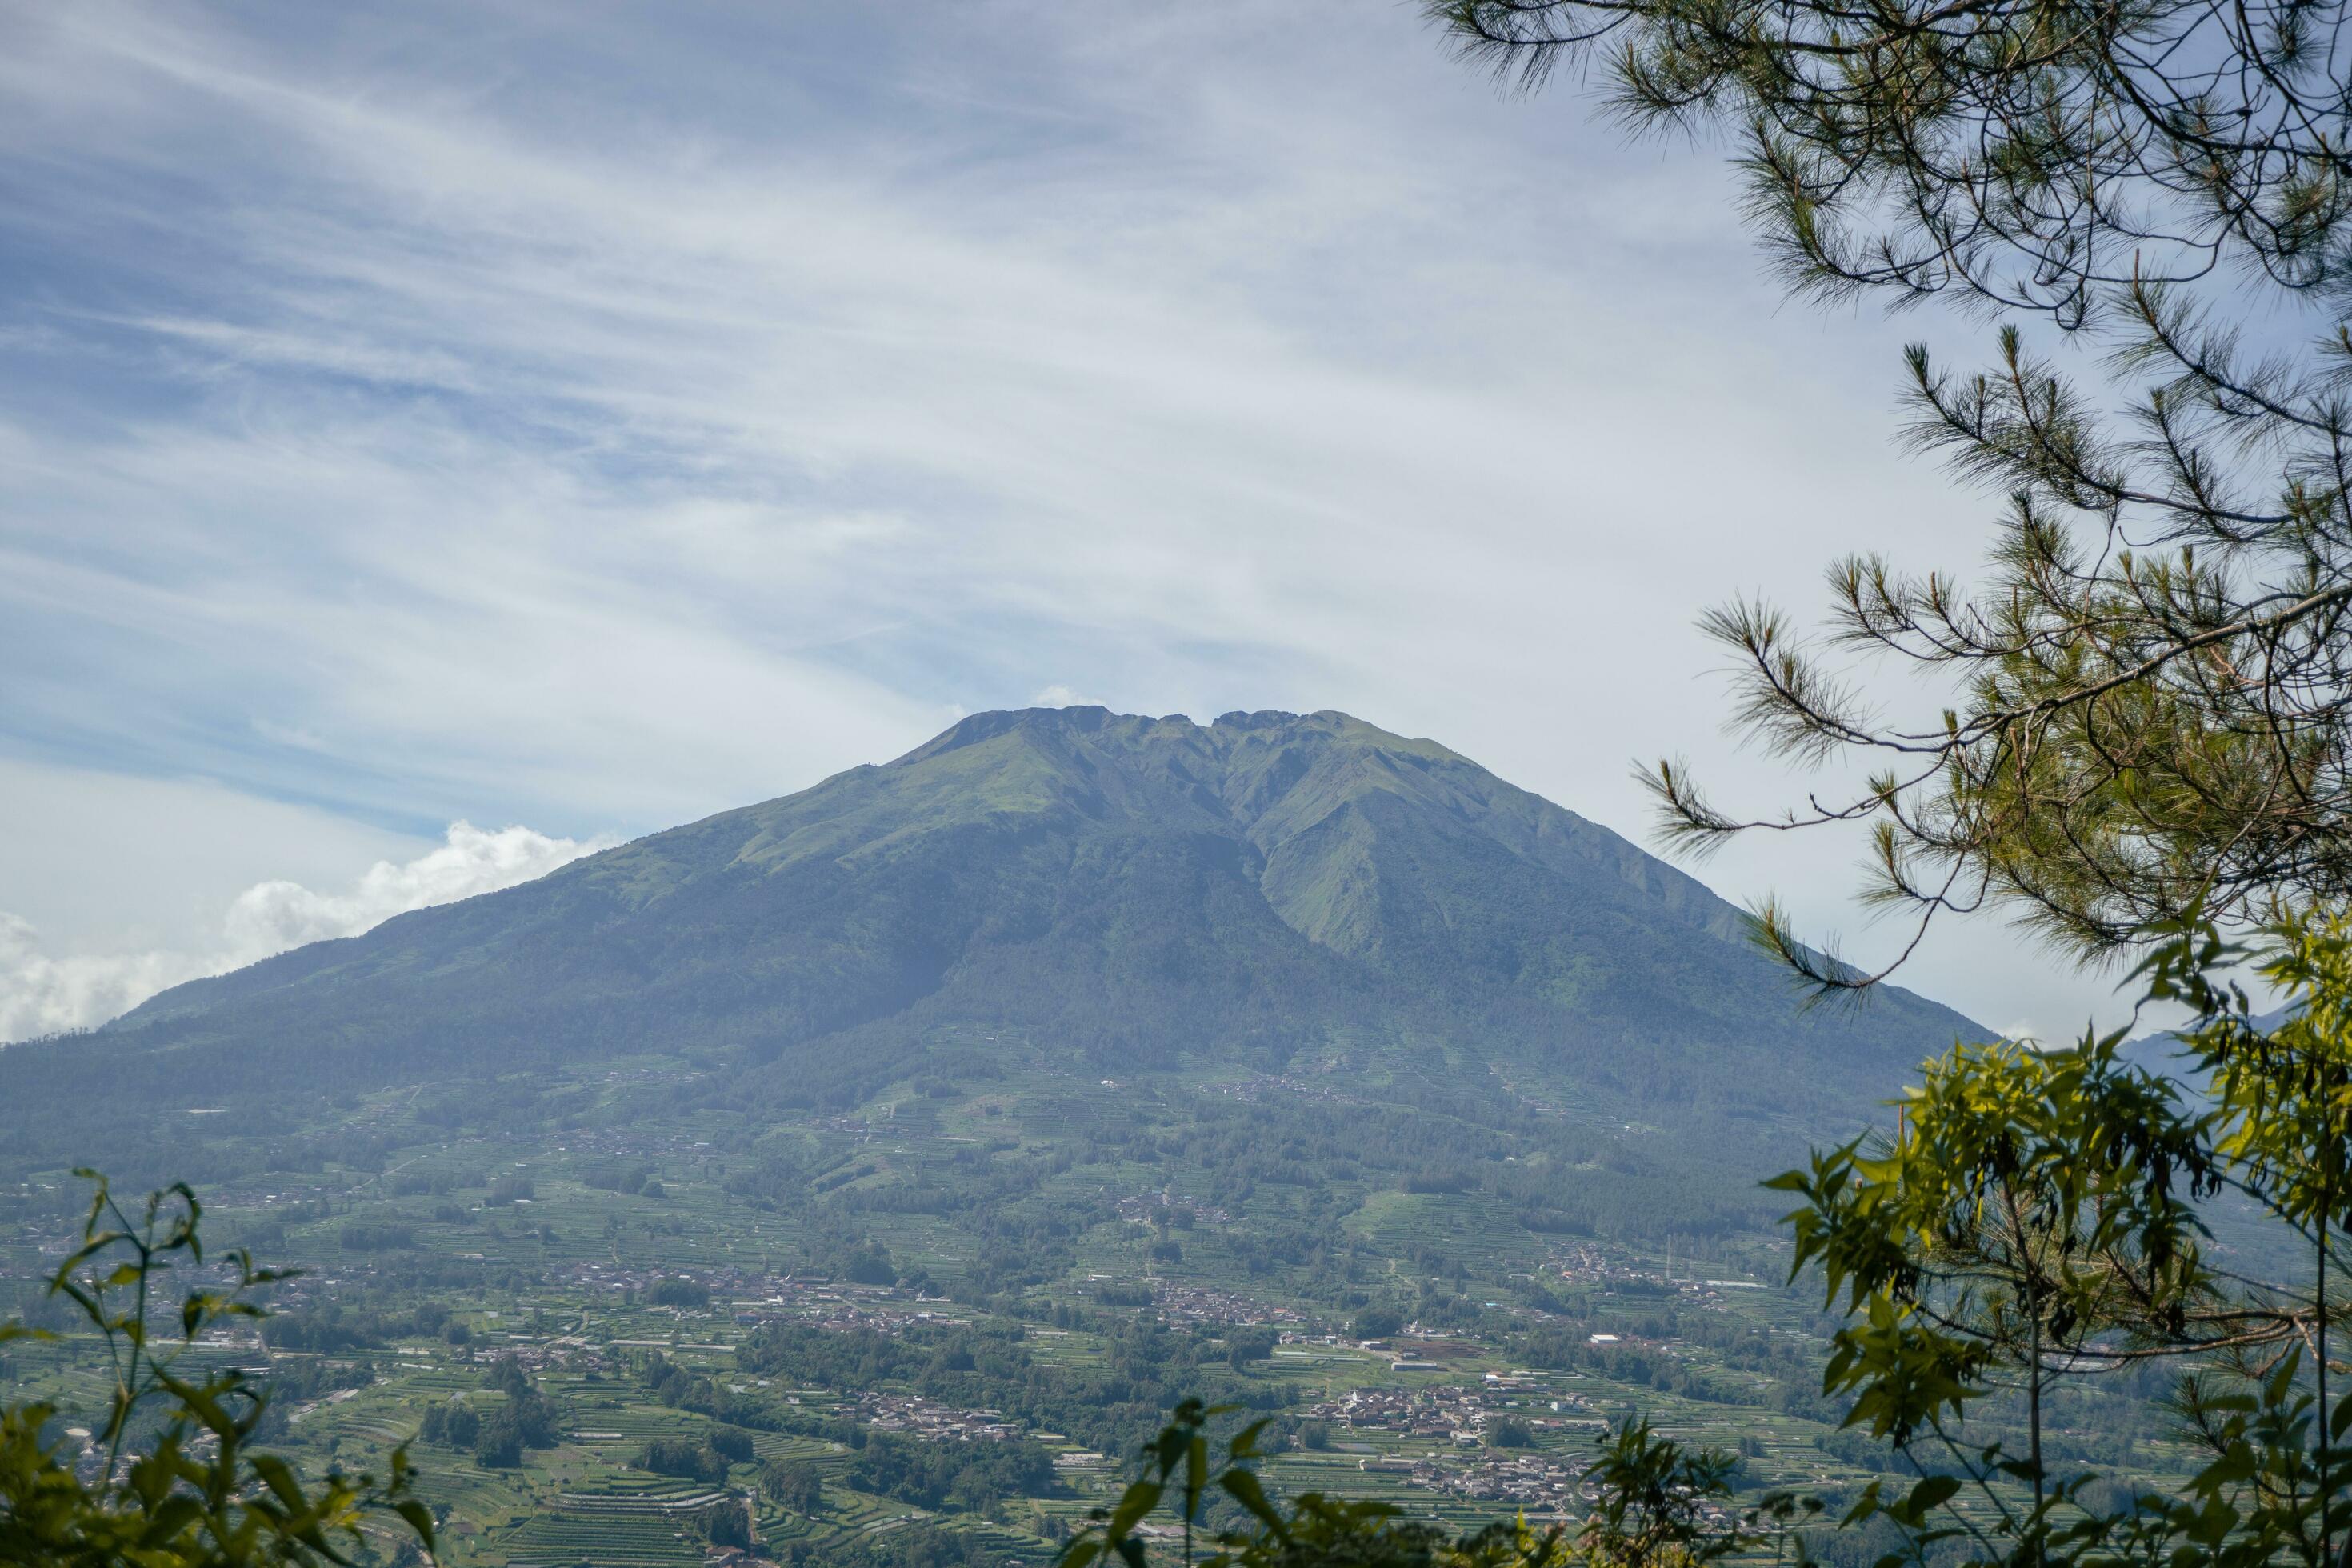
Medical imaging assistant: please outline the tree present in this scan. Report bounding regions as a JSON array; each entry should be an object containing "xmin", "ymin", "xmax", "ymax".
[
  {"xmin": 1762, "ymin": 914, "xmax": 2352, "ymax": 1564},
  {"xmin": 698, "ymin": 1498, "xmax": 752, "ymax": 1550},
  {"xmin": 1427, "ymin": 10, "xmax": 2352, "ymax": 1542},
  {"xmin": 648, "ymin": 1278, "xmax": 710, "ymax": 1310},
  {"xmin": 472, "ymin": 1423, "xmax": 522, "ymax": 1470},
  {"xmin": 1487, "ymin": 1415, "xmax": 1535, "ymax": 1450},
  {"xmin": 762, "ymin": 1457, "xmax": 824, "ymax": 1514},
  {"xmin": 1431, "ymin": 0, "xmax": 2352, "ymax": 978},
  {"xmin": 418, "ymin": 1400, "xmax": 480, "ymax": 1449},
  {"xmin": 640, "ymin": 1438, "xmax": 729, "ymax": 1486},
  {"xmin": 0, "ymin": 1173, "xmax": 434, "ymax": 1567}
]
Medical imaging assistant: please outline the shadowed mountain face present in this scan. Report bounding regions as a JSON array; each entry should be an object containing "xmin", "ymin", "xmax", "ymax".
[{"xmin": 7, "ymin": 708, "xmax": 1980, "ymax": 1175}]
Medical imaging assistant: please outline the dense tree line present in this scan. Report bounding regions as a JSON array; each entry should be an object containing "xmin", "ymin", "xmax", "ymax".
[{"xmin": 844, "ymin": 1431, "xmax": 1055, "ymax": 1512}]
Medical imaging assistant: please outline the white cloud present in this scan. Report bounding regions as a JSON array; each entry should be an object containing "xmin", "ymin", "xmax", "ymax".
[
  {"xmin": 0, "ymin": 822, "xmax": 608, "ymax": 1042},
  {"xmin": 1030, "ymin": 685, "xmax": 1107, "ymax": 710},
  {"xmin": 0, "ymin": 914, "xmax": 198, "ymax": 1046},
  {"xmin": 0, "ymin": 0, "xmax": 2150, "ymax": 1037},
  {"xmin": 0, "ymin": 755, "xmax": 425, "ymax": 953},
  {"xmin": 219, "ymin": 821, "xmax": 610, "ymax": 954},
  {"xmin": 0, "ymin": 0, "xmax": 1970, "ymax": 843}
]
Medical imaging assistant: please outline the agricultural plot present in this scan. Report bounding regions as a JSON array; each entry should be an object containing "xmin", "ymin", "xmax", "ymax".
[{"xmin": 0, "ymin": 1048, "xmax": 2202, "ymax": 1568}]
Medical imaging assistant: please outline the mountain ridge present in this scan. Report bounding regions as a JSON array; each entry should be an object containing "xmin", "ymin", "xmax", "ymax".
[
  {"xmin": 5, "ymin": 706, "xmax": 1983, "ymax": 1190},
  {"xmin": 114, "ymin": 705, "xmax": 1858, "ymax": 1051}
]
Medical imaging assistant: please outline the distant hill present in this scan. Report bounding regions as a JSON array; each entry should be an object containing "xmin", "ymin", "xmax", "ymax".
[{"xmin": 0, "ymin": 707, "xmax": 1985, "ymax": 1203}]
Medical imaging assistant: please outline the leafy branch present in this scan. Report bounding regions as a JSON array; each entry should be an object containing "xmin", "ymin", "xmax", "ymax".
[{"xmin": 0, "ymin": 1172, "xmax": 434, "ymax": 1568}]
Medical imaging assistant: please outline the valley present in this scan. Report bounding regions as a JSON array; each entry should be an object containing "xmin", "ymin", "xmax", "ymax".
[{"xmin": 0, "ymin": 1042, "xmax": 2191, "ymax": 1568}]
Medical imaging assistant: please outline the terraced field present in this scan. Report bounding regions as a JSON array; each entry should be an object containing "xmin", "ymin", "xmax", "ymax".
[{"xmin": 0, "ymin": 1049, "xmax": 2204, "ymax": 1568}]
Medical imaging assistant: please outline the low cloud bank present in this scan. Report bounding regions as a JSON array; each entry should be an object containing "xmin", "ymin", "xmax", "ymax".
[{"xmin": 0, "ymin": 822, "xmax": 609, "ymax": 1042}]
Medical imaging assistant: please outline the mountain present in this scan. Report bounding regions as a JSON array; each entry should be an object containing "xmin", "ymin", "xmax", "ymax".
[{"xmin": 0, "ymin": 707, "xmax": 1982, "ymax": 1207}]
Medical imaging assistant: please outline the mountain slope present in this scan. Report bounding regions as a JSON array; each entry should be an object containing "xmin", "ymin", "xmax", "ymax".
[{"xmin": 4, "ymin": 708, "xmax": 1982, "ymax": 1182}]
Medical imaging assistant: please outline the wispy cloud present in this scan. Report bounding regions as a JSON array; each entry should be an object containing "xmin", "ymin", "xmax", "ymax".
[
  {"xmin": 0, "ymin": 822, "xmax": 607, "ymax": 1042},
  {"xmin": 0, "ymin": 0, "xmax": 2120, "ymax": 1032},
  {"xmin": 0, "ymin": 1, "xmax": 1950, "ymax": 822}
]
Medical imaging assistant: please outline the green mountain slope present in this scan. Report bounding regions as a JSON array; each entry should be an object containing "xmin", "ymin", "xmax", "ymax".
[{"xmin": 1, "ymin": 707, "xmax": 1981, "ymax": 1200}]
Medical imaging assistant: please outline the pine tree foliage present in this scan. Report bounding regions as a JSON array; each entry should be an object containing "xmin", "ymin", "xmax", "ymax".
[{"xmin": 1434, "ymin": 0, "xmax": 2352, "ymax": 978}]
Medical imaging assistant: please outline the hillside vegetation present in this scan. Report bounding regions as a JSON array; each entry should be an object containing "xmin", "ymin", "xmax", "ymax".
[{"xmin": 0, "ymin": 708, "xmax": 1974, "ymax": 1222}]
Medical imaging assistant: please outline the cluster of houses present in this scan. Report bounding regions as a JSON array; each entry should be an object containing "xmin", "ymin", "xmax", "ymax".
[
  {"xmin": 1398, "ymin": 1446, "xmax": 1591, "ymax": 1508},
  {"xmin": 1304, "ymin": 1384, "xmax": 1550, "ymax": 1440},
  {"xmin": 1553, "ymin": 1242, "xmax": 1772, "ymax": 1308},
  {"xmin": 848, "ymin": 1390, "xmax": 1024, "ymax": 1442},
  {"xmin": 1147, "ymin": 1282, "xmax": 1305, "ymax": 1326},
  {"xmin": 1298, "ymin": 1380, "xmax": 1643, "ymax": 1511},
  {"xmin": 1112, "ymin": 1193, "xmax": 1234, "ymax": 1229},
  {"xmin": 1209, "ymin": 1072, "xmax": 1362, "ymax": 1106}
]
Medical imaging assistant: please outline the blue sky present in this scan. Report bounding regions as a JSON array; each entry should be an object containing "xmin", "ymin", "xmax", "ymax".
[{"xmin": 0, "ymin": 0, "xmax": 2126, "ymax": 1040}]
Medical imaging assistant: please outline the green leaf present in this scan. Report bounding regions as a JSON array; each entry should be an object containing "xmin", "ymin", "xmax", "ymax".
[
  {"xmin": 1107, "ymin": 1479, "xmax": 1162, "ymax": 1539},
  {"xmin": 1902, "ymin": 1474, "xmax": 1960, "ymax": 1519},
  {"xmin": 250, "ymin": 1453, "xmax": 310, "ymax": 1510},
  {"xmin": 136, "ymin": 1496, "xmax": 206, "ymax": 1549},
  {"xmin": 393, "ymin": 1498, "xmax": 438, "ymax": 1550},
  {"xmin": 1182, "ymin": 1433, "xmax": 1207, "ymax": 1516},
  {"xmin": 1218, "ymin": 1468, "xmax": 1286, "ymax": 1537}
]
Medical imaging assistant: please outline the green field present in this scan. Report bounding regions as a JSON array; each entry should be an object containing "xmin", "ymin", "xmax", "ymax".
[{"xmin": 0, "ymin": 1046, "xmax": 2194, "ymax": 1568}]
